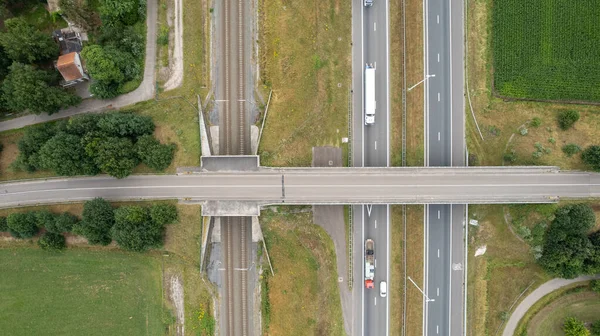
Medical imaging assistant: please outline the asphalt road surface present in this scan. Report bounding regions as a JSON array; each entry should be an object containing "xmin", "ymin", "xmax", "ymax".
[
  {"xmin": 424, "ymin": 0, "xmax": 466, "ymax": 333},
  {"xmin": 0, "ymin": 168, "xmax": 598, "ymax": 208},
  {"xmin": 351, "ymin": 0, "xmax": 391, "ymax": 333}
]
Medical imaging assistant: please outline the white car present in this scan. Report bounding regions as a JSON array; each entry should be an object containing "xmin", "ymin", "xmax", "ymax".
[{"xmin": 380, "ymin": 281, "xmax": 387, "ymax": 297}]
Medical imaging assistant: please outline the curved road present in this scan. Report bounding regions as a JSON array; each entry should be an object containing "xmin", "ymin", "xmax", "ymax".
[
  {"xmin": 502, "ymin": 275, "xmax": 600, "ymax": 336},
  {"xmin": 0, "ymin": 0, "xmax": 158, "ymax": 132}
]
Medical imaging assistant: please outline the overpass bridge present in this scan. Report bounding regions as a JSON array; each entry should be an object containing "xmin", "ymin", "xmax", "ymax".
[{"xmin": 0, "ymin": 166, "xmax": 598, "ymax": 215}]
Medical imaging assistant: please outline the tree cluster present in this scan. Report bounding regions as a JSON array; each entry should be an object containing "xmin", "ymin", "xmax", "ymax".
[
  {"xmin": 0, "ymin": 209, "xmax": 79, "ymax": 250},
  {"xmin": 0, "ymin": 18, "xmax": 81, "ymax": 115},
  {"xmin": 74, "ymin": 198, "xmax": 178, "ymax": 251},
  {"xmin": 0, "ymin": 199, "xmax": 178, "ymax": 252},
  {"xmin": 12, "ymin": 113, "xmax": 175, "ymax": 178},
  {"xmin": 538, "ymin": 204, "xmax": 600, "ymax": 278},
  {"xmin": 80, "ymin": 0, "xmax": 146, "ymax": 98},
  {"xmin": 564, "ymin": 317, "xmax": 590, "ymax": 336}
]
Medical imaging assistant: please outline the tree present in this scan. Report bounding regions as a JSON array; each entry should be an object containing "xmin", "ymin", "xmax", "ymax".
[
  {"xmin": 111, "ymin": 206, "xmax": 163, "ymax": 251},
  {"xmin": 135, "ymin": 135, "xmax": 175, "ymax": 171},
  {"xmin": 99, "ymin": 0, "xmax": 140, "ymax": 26},
  {"xmin": 7, "ymin": 212, "xmax": 39, "ymax": 238},
  {"xmin": 66, "ymin": 114, "xmax": 101, "ymax": 135},
  {"xmin": 563, "ymin": 317, "xmax": 590, "ymax": 336},
  {"xmin": 0, "ymin": 18, "xmax": 58, "ymax": 63},
  {"xmin": 591, "ymin": 280, "xmax": 600, "ymax": 294},
  {"xmin": 0, "ymin": 216, "xmax": 7, "ymax": 231},
  {"xmin": 81, "ymin": 45, "xmax": 140, "ymax": 98},
  {"xmin": 98, "ymin": 113, "xmax": 154, "ymax": 138},
  {"xmin": 563, "ymin": 144, "xmax": 582, "ymax": 157},
  {"xmin": 557, "ymin": 110, "xmax": 580, "ymax": 130},
  {"xmin": 591, "ymin": 320, "xmax": 600, "ymax": 336},
  {"xmin": 80, "ymin": 198, "xmax": 115, "ymax": 245},
  {"xmin": 46, "ymin": 212, "xmax": 78, "ymax": 234},
  {"xmin": 2, "ymin": 63, "xmax": 81, "ymax": 115},
  {"xmin": 38, "ymin": 232, "xmax": 66, "ymax": 251},
  {"xmin": 150, "ymin": 203, "xmax": 178, "ymax": 226},
  {"xmin": 582, "ymin": 146, "xmax": 600, "ymax": 171},
  {"xmin": 92, "ymin": 137, "xmax": 138, "ymax": 178},
  {"xmin": 35, "ymin": 210, "xmax": 57, "ymax": 229},
  {"xmin": 538, "ymin": 204, "xmax": 596, "ymax": 278},
  {"xmin": 36, "ymin": 133, "xmax": 89, "ymax": 176}
]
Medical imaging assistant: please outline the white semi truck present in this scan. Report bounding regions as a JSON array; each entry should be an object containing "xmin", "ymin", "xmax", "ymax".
[
  {"xmin": 364, "ymin": 0, "xmax": 374, "ymax": 7},
  {"xmin": 365, "ymin": 64, "xmax": 376, "ymax": 125}
]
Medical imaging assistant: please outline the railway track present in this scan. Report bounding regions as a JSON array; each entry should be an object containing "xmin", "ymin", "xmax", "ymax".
[{"xmin": 218, "ymin": 0, "xmax": 250, "ymax": 333}]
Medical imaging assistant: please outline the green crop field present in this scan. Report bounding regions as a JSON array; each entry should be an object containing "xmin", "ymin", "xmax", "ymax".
[
  {"xmin": 0, "ymin": 249, "xmax": 163, "ymax": 336},
  {"xmin": 493, "ymin": 0, "xmax": 600, "ymax": 101}
]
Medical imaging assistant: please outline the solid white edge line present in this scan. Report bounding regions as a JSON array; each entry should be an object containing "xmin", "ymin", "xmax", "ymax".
[
  {"xmin": 464, "ymin": 204, "xmax": 468, "ymax": 336},
  {"xmin": 449, "ymin": 0, "xmax": 453, "ymax": 166},
  {"xmin": 386, "ymin": 0, "xmax": 391, "ymax": 168},
  {"xmin": 449, "ymin": 205, "xmax": 453, "ymax": 334},
  {"xmin": 386, "ymin": 204, "xmax": 391, "ymax": 336},
  {"xmin": 361, "ymin": 1, "xmax": 365, "ymax": 169},
  {"xmin": 362, "ymin": 205, "xmax": 365, "ymax": 336},
  {"xmin": 424, "ymin": 205, "xmax": 429, "ymax": 336}
]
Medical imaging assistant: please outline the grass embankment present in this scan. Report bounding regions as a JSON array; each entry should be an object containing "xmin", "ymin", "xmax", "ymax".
[
  {"xmin": 390, "ymin": 205, "xmax": 424, "ymax": 336},
  {"xmin": 0, "ymin": 202, "xmax": 215, "ymax": 335},
  {"xmin": 258, "ymin": 0, "xmax": 351, "ymax": 166},
  {"xmin": 0, "ymin": 248, "xmax": 164, "ymax": 336},
  {"xmin": 157, "ymin": 0, "xmax": 209, "ymax": 97},
  {"xmin": 260, "ymin": 210, "xmax": 345, "ymax": 335},
  {"xmin": 514, "ymin": 282, "xmax": 600, "ymax": 336},
  {"xmin": 493, "ymin": 0, "xmax": 600, "ymax": 102},
  {"xmin": 466, "ymin": 0, "xmax": 600, "ymax": 168},
  {"xmin": 467, "ymin": 205, "xmax": 550, "ymax": 336},
  {"xmin": 390, "ymin": 0, "xmax": 424, "ymax": 167}
]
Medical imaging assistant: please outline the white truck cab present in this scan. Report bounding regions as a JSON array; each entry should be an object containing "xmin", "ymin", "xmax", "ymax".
[{"xmin": 364, "ymin": 0, "xmax": 374, "ymax": 7}]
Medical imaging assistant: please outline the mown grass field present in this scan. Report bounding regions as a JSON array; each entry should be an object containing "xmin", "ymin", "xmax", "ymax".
[
  {"xmin": 0, "ymin": 202, "xmax": 215, "ymax": 336},
  {"xmin": 0, "ymin": 248, "xmax": 163, "ymax": 336},
  {"xmin": 514, "ymin": 283, "xmax": 600, "ymax": 336},
  {"xmin": 260, "ymin": 210, "xmax": 345, "ymax": 335},
  {"xmin": 493, "ymin": 0, "xmax": 600, "ymax": 102},
  {"xmin": 258, "ymin": 0, "xmax": 351, "ymax": 166}
]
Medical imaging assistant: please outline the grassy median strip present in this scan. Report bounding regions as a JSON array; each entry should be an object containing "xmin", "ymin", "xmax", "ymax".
[
  {"xmin": 260, "ymin": 210, "xmax": 345, "ymax": 335},
  {"xmin": 258, "ymin": 0, "xmax": 351, "ymax": 167}
]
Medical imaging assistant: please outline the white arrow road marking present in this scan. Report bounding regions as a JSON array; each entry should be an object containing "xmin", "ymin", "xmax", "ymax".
[{"xmin": 366, "ymin": 204, "xmax": 373, "ymax": 217}]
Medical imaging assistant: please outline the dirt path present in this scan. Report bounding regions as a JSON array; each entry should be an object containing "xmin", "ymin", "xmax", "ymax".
[
  {"xmin": 502, "ymin": 275, "xmax": 600, "ymax": 336},
  {"xmin": 0, "ymin": 0, "xmax": 158, "ymax": 132},
  {"xmin": 163, "ymin": 0, "xmax": 184, "ymax": 91}
]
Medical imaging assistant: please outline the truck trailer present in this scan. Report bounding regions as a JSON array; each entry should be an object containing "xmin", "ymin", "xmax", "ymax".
[
  {"xmin": 365, "ymin": 239, "xmax": 375, "ymax": 288},
  {"xmin": 364, "ymin": 65, "xmax": 376, "ymax": 125}
]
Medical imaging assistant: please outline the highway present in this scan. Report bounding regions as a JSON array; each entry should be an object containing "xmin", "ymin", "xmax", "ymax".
[
  {"xmin": 0, "ymin": 168, "xmax": 598, "ymax": 208},
  {"xmin": 357, "ymin": 0, "xmax": 391, "ymax": 334},
  {"xmin": 424, "ymin": 0, "xmax": 466, "ymax": 333}
]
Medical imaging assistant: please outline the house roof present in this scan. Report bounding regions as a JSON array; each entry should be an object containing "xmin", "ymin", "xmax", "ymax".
[
  {"xmin": 52, "ymin": 29, "xmax": 82, "ymax": 55},
  {"xmin": 57, "ymin": 52, "xmax": 83, "ymax": 81}
]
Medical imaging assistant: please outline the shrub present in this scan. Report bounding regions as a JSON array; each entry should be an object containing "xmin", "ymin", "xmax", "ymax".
[
  {"xmin": 562, "ymin": 144, "xmax": 582, "ymax": 157},
  {"xmin": 7, "ymin": 212, "xmax": 39, "ymax": 238},
  {"xmin": 548, "ymin": 137, "xmax": 556, "ymax": 144},
  {"xmin": 150, "ymin": 204, "xmax": 178, "ymax": 226},
  {"xmin": 80, "ymin": 198, "xmax": 115, "ymax": 245},
  {"xmin": 557, "ymin": 110, "xmax": 580, "ymax": 130},
  {"xmin": 592, "ymin": 280, "xmax": 600, "ymax": 294},
  {"xmin": 591, "ymin": 320, "xmax": 600, "ymax": 336},
  {"xmin": 111, "ymin": 206, "xmax": 163, "ymax": 251},
  {"xmin": 47, "ymin": 212, "xmax": 79, "ymax": 233},
  {"xmin": 563, "ymin": 317, "xmax": 590, "ymax": 336},
  {"xmin": 582, "ymin": 145, "xmax": 600, "ymax": 171},
  {"xmin": 157, "ymin": 25, "xmax": 169, "ymax": 45},
  {"xmin": 35, "ymin": 210, "xmax": 57, "ymax": 229},
  {"xmin": 519, "ymin": 127, "xmax": 528, "ymax": 136},
  {"xmin": 530, "ymin": 117, "xmax": 541, "ymax": 127},
  {"xmin": 38, "ymin": 232, "xmax": 66, "ymax": 251},
  {"xmin": 504, "ymin": 150, "xmax": 517, "ymax": 163},
  {"xmin": 0, "ymin": 216, "xmax": 7, "ymax": 231}
]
